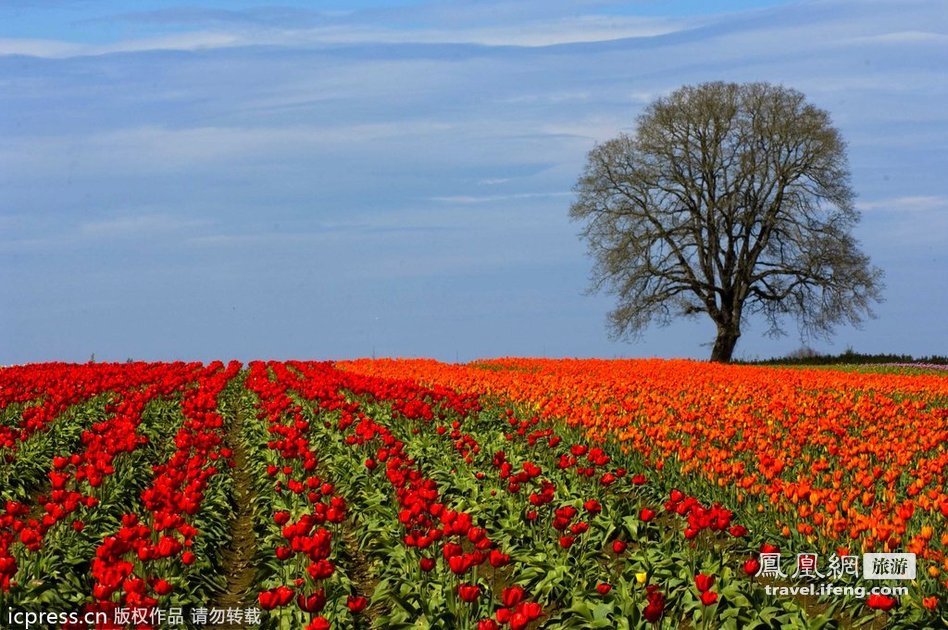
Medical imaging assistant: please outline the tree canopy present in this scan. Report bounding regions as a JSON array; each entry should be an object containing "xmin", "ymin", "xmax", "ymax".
[{"xmin": 570, "ymin": 81, "xmax": 884, "ymax": 362}]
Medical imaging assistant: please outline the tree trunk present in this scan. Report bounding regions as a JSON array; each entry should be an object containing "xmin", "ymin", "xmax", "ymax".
[{"xmin": 710, "ymin": 325, "xmax": 740, "ymax": 362}]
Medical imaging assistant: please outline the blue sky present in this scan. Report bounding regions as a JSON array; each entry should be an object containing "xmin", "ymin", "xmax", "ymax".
[{"xmin": 1, "ymin": 0, "xmax": 946, "ymax": 363}]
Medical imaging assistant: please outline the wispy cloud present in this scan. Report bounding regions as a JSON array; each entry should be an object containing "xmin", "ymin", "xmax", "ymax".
[
  {"xmin": 429, "ymin": 192, "xmax": 572, "ymax": 204},
  {"xmin": 845, "ymin": 30, "xmax": 948, "ymax": 45},
  {"xmin": 79, "ymin": 213, "xmax": 209, "ymax": 237},
  {"xmin": 102, "ymin": 6, "xmax": 344, "ymax": 29},
  {"xmin": 103, "ymin": 2, "xmax": 687, "ymax": 42},
  {"xmin": 0, "ymin": 212, "xmax": 212, "ymax": 254},
  {"xmin": 0, "ymin": 32, "xmax": 240, "ymax": 58},
  {"xmin": 857, "ymin": 196, "xmax": 948, "ymax": 212},
  {"xmin": 185, "ymin": 221, "xmax": 455, "ymax": 248},
  {"xmin": 295, "ymin": 16, "xmax": 685, "ymax": 47},
  {"xmin": 1, "ymin": 121, "xmax": 460, "ymax": 179},
  {"xmin": 0, "ymin": 37, "xmax": 78, "ymax": 57},
  {"xmin": 1, "ymin": 7, "xmax": 690, "ymax": 58},
  {"xmin": 857, "ymin": 196, "xmax": 948, "ymax": 249}
]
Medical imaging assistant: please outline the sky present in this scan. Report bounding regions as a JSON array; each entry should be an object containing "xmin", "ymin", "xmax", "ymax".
[{"xmin": 1, "ymin": 0, "xmax": 946, "ymax": 364}]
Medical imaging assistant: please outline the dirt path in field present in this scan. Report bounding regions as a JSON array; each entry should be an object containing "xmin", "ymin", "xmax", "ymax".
[
  {"xmin": 210, "ymin": 383, "xmax": 258, "ymax": 617},
  {"xmin": 341, "ymin": 526, "xmax": 383, "ymax": 623}
]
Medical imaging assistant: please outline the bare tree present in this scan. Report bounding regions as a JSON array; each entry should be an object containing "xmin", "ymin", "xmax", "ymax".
[{"xmin": 570, "ymin": 82, "xmax": 883, "ymax": 362}]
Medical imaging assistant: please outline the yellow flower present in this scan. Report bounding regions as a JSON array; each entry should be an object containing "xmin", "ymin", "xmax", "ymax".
[{"xmin": 636, "ymin": 572, "xmax": 648, "ymax": 584}]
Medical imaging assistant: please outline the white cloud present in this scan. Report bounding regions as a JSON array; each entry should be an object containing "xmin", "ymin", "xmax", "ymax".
[
  {"xmin": 538, "ymin": 119, "xmax": 636, "ymax": 143},
  {"xmin": 429, "ymin": 192, "xmax": 572, "ymax": 204},
  {"xmin": 79, "ymin": 213, "xmax": 209, "ymax": 237},
  {"xmin": 0, "ymin": 13, "xmax": 688, "ymax": 59},
  {"xmin": 0, "ymin": 210, "xmax": 211, "ymax": 254},
  {"xmin": 0, "ymin": 121, "xmax": 460, "ymax": 178},
  {"xmin": 845, "ymin": 30, "xmax": 948, "ymax": 45},
  {"xmin": 0, "ymin": 38, "xmax": 80, "ymax": 57},
  {"xmin": 287, "ymin": 16, "xmax": 685, "ymax": 47},
  {"xmin": 857, "ymin": 196, "xmax": 948, "ymax": 248},
  {"xmin": 0, "ymin": 32, "xmax": 240, "ymax": 58},
  {"xmin": 856, "ymin": 196, "xmax": 948, "ymax": 212},
  {"xmin": 493, "ymin": 91, "xmax": 591, "ymax": 105}
]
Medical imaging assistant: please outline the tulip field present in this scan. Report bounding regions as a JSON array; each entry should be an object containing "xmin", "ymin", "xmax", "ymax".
[{"xmin": 0, "ymin": 360, "xmax": 945, "ymax": 629}]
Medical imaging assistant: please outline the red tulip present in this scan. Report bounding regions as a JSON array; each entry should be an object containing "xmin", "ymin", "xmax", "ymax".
[
  {"xmin": 443, "ymin": 542, "xmax": 463, "ymax": 559},
  {"xmin": 643, "ymin": 586, "xmax": 665, "ymax": 622},
  {"xmin": 867, "ymin": 594, "xmax": 897, "ymax": 611},
  {"xmin": 276, "ymin": 586, "xmax": 294, "ymax": 606},
  {"xmin": 489, "ymin": 549, "xmax": 510, "ymax": 567},
  {"xmin": 502, "ymin": 585, "xmax": 525, "ymax": 607},
  {"xmin": 258, "ymin": 590, "xmax": 277, "ymax": 610},
  {"xmin": 743, "ymin": 558, "xmax": 761, "ymax": 576},
  {"xmin": 308, "ymin": 559, "xmax": 335, "ymax": 580},
  {"xmin": 449, "ymin": 554, "xmax": 472, "ymax": 575},
  {"xmin": 298, "ymin": 590, "xmax": 326, "ymax": 613},
  {"xmin": 520, "ymin": 602, "xmax": 543, "ymax": 620},
  {"xmin": 596, "ymin": 583, "xmax": 612, "ymax": 595},
  {"xmin": 467, "ymin": 527, "xmax": 486, "ymax": 543},
  {"xmin": 305, "ymin": 617, "xmax": 330, "ymax": 630},
  {"xmin": 458, "ymin": 583, "xmax": 480, "ymax": 603},
  {"xmin": 695, "ymin": 573, "xmax": 714, "ymax": 592},
  {"xmin": 700, "ymin": 590, "xmax": 718, "ymax": 606},
  {"xmin": 639, "ymin": 508, "xmax": 656, "ymax": 522},
  {"xmin": 347, "ymin": 595, "xmax": 369, "ymax": 613},
  {"xmin": 510, "ymin": 612, "xmax": 529, "ymax": 630}
]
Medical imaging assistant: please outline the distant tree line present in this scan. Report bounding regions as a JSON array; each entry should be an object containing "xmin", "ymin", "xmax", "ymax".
[{"xmin": 743, "ymin": 348, "xmax": 948, "ymax": 366}]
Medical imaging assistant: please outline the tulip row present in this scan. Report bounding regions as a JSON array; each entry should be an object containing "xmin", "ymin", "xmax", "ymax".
[
  {"xmin": 88, "ymin": 361, "xmax": 242, "ymax": 620},
  {"xmin": 243, "ymin": 361, "xmax": 360, "ymax": 630}
]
